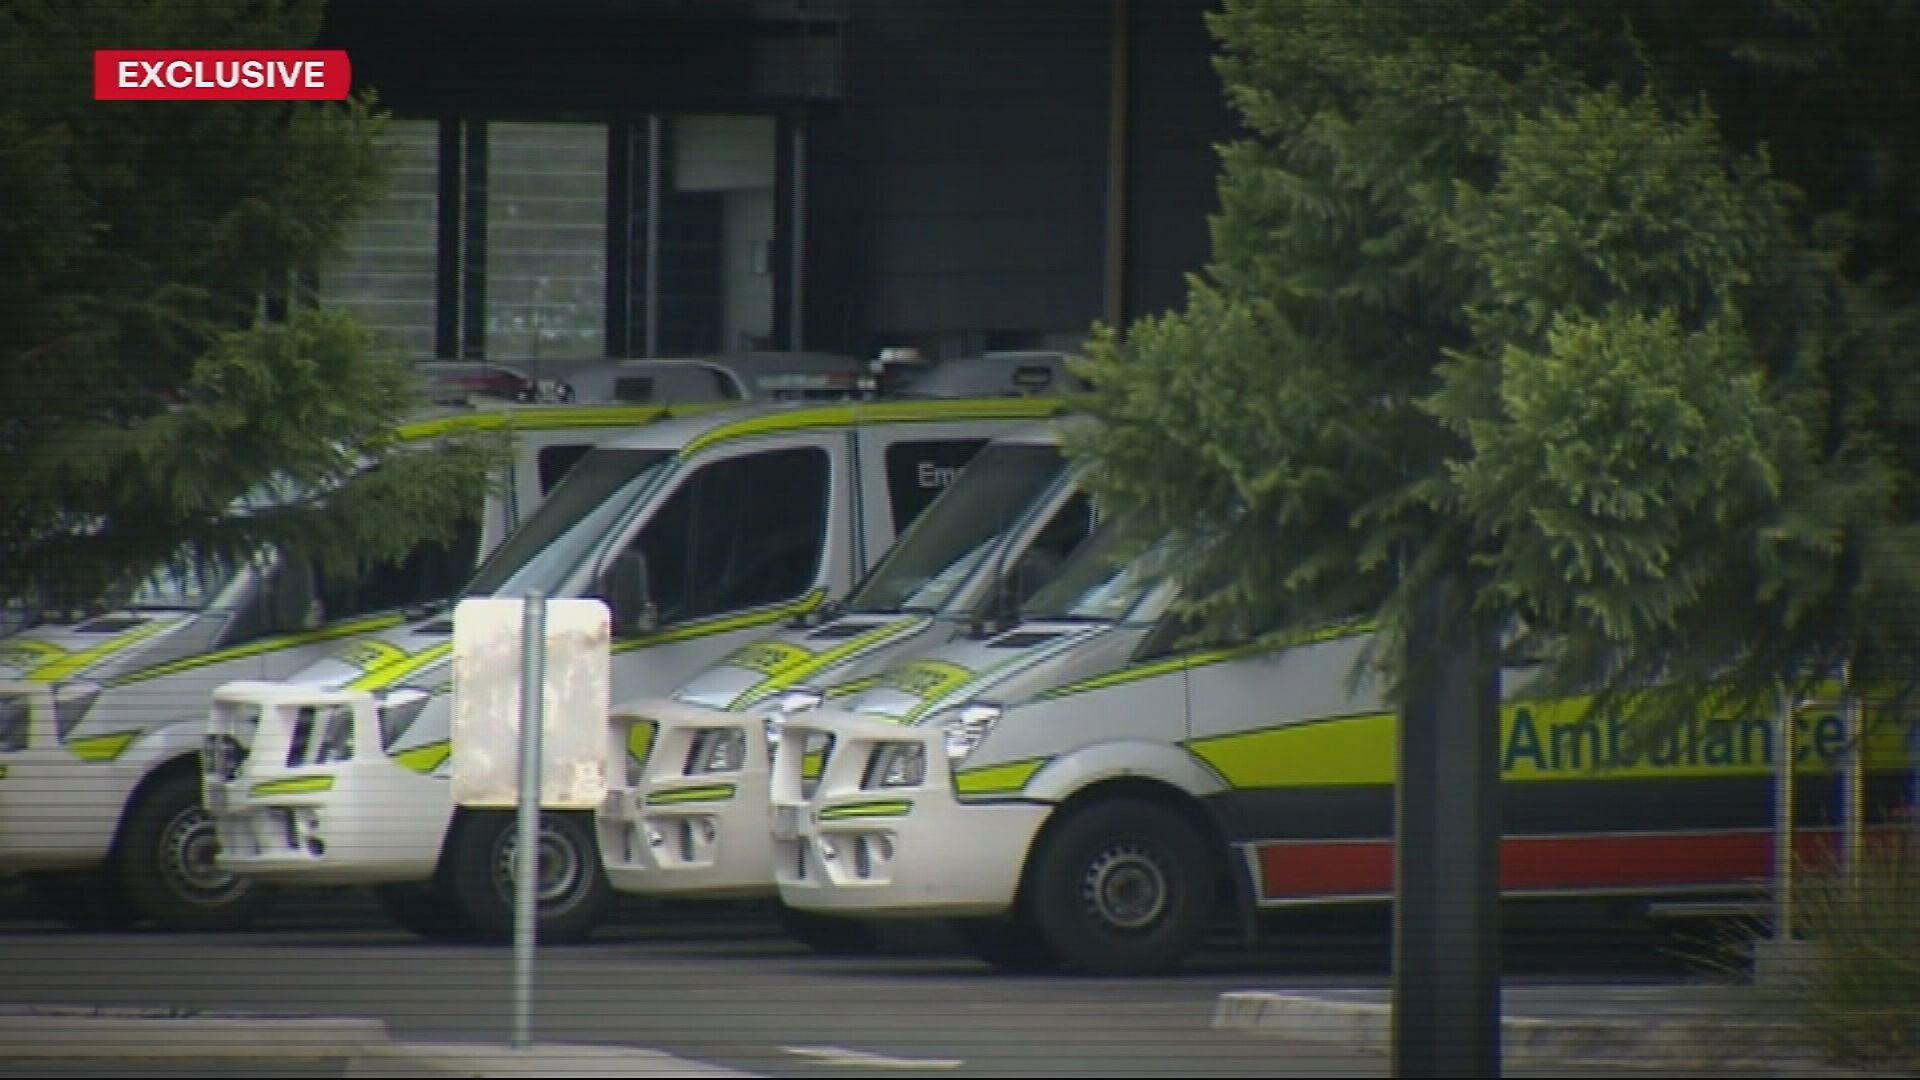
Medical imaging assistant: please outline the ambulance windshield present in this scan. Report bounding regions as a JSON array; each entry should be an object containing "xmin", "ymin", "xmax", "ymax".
[
  {"xmin": 463, "ymin": 447, "xmax": 673, "ymax": 597},
  {"xmin": 847, "ymin": 442, "xmax": 1069, "ymax": 615},
  {"xmin": 1019, "ymin": 522, "xmax": 1167, "ymax": 624}
]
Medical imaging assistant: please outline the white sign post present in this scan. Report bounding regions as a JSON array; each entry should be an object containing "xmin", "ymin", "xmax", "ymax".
[{"xmin": 450, "ymin": 594, "xmax": 610, "ymax": 1051}]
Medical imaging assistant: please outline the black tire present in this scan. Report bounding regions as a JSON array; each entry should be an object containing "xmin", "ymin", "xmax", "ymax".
[
  {"xmin": 119, "ymin": 768, "xmax": 268, "ymax": 932},
  {"xmin": 951, "ymin": 913, "xmax": 1064, "ymax": 974},
  {"xmin": 776, "ymin": 901, "xmax": 884, "ymax": 956},
  {"xmin": 1026, "ymin": 798, "xmax": 1219, "ymax": 976},
  {"xmin": 443, "ymin": 809, "xmax": 610, "ymax": 945},
  {"xmin": 371, "ymin": 880, "xmax": 481, "ymax": 942},
  {"xmin": 24, "ymin": 870, "xmax": 142, "ymax": 932}
]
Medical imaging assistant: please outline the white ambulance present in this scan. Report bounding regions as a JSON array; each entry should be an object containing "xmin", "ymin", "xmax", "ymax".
[
  {"xmin": 204, "ymin": 396, "xmax": 1061, "ymax": 945},
  {"xmin": 0, "ymin": 399, "xmax": 700, "ymax": 932},
  {"xmin": 773, "ymin": 533, "xmax": 1920, "ymax": 976},
  {"xmin": 595, "ymin": 418, "xmax": 1098, "ymax": 947}
]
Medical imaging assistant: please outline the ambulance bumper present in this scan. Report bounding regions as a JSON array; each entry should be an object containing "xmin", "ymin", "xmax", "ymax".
[
  {"xmin": 770, "ymin": 710, "xmax": 1047, "ymax": 919},
  {"xmin": 597, "ymin": 697, "xmax": 776, "ymax": 898},
  {"xmin": 205, "ymin": 682, "xmax": 448, "ymax": 885}
]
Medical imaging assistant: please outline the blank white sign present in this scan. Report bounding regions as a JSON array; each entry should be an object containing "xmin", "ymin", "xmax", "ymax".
[{"xmin": 450, "ymin": 597, "xmax": 611, "ymax": 810}]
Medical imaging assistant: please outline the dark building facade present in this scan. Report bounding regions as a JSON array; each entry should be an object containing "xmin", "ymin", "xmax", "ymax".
[{"xmin": 317, "ymin": 0, "xmax": 1236, "ymax": 367}]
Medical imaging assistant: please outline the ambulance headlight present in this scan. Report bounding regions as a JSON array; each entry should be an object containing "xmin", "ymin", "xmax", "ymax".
[
  {"xmin": 53, "ymin": 681, "xmax": 104, "ymax": 742},
  {"xmin": 934, "ymin": 702, "xmax": 1002, "ymax": 763},
  {"xmin": 377, "ymin": 687, "xmax": 432, "ymax": 751},
  {"xmin": 686, "ymin": 727, "xmax": 746, "ymax": 775},
  {"xmin": 864, "ymin": 742, "xmax": 927, "ymax": 790}
]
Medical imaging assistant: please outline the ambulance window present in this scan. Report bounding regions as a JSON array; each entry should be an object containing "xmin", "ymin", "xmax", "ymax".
[
  {"xmin": 883, "ymin": 439, "xmax": 989, "ymax": 534},
  {"xmin": 537, "ymin": 444, "xmax": 595, "ymax": 494},
  {"xmin": 620, "ymin": 446, "xmax": 830, "ymax": 625},
  {"xmin": 1005, "ymin": 491, "xmax": 1097, "ymax": 609},
  {"xmin": 312, "ymin": 511, "xmax": 485, "ymax": 621}
]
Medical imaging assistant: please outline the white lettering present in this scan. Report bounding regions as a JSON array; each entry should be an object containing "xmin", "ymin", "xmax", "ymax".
[
  {"xmin": 166, "ymin": 60, "xmax": 193, "ymax": 87},
  {"xmin": 136, "ymin": 59, "xmax": 165, "ymax": 87},
  {"xmin": 213, "ymin": 61, "xmax": 238, "ymax": 88},
  {"xmin": 916, "ymin": 462, "xmax": 961, "ymax": 488},
  {"xmin": 118, "ymin": 60, "xmax": 141, "ymax": 88},
  {"xmin": 301, "ymin": 59, "xmax": 323, "ymax": 87}
]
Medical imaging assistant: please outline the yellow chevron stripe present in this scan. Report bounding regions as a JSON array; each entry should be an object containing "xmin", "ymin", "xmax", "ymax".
[
  {"xmin": 10, "ymin": 618, "xmax": 181, "ymax": 683},
  {"xmin": 731, "ymin": 617, "xmax": 929, "ymax": 711},
  {"xmin": 647, "ymin": 783, "xmax": 737, "ymax": 805},
  {"xmin": 347, "ymin": 643, "xmax": 453, "ymax": 692},
  {"xmin": 817, "ymin": 799, "xmax": 912, "ymax": 821}
]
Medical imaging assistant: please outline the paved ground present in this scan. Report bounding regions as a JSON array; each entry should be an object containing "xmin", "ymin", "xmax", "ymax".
[{"xmin": 0, "ymin": 896, "xmax": 1867, "ymax": 1078}]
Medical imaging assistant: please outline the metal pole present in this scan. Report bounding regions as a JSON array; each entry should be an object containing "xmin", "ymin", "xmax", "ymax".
[
  {"xmin": 1774, "ymin": 687, "xmax": 1796, "ymax": 942},
  {"xmin": 513, "ymin": 591, "xmax": 547, "ymax": 1051},
  {"xmin": 1841, "ymin": 664, "xmax": 1865, "ymax": 891}
]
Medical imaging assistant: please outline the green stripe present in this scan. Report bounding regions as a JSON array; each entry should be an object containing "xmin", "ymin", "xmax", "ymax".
[
  {"xmin": 680, "ymin": 398, "xmax": 1061, "ymax": 457},
  {"xmin": 817, "ymin": 799, "xmax": 913, "ymax": 821},
  {"xmin": 393, "ymin": 741, "xmax": 450, "ymax": 774},
  {"xmin": 347, "ymin": 643, "xmax": 453, "ymax": 691},
  {"xmin": 611, "ymin": 591, "xmax": 826, "ymax": 652},
  {"xmin": 108, "ymin": 613, "xmax": 407, "ymax": 687},
  {"xmin": 824, "ymin": 676, "xmax": 879, "ymax": 698},
  {"xmin": 250, "ymin": 775, "xmax": 336, "ymax": 797},
  {"xmin": 68, "ymin": 730, "xmax": 141, "ymax": 763},
  {"xmin": 954, "ymin": 757, "xmax": 1048, "ymax": 797},
  {"xmin": 12, "ymin": 618, "xmax": 181, "ymax": 683},
  {"xmin": 647, "ymin": 783, "xmax": 737, "ymax": 805},
  {"xmin": 1033, "ymin": 619, "xmax": 1375, "ymax": 702}
]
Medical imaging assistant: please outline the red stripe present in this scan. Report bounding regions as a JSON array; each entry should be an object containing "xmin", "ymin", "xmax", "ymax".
[{"xmin": 1256, "ymin": 829, "xmax": 1881, "ymax": 900}]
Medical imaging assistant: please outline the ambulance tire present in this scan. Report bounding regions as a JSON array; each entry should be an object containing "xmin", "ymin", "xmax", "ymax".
[
  {"xmin": 444, "ymin": 809, "xmax": 610, "ymax": 946},
  {"xmin": 120, "ymin": 768, "xmax": 268, "ymax": 932},
  {"xmin": 1027, "ymin": 798, "xmax": 1218, "ymax": 976},
  {"xmin": 775, "ymin": 902, "xmax": 884, "ymax": 956},
  {"xmin": 25, "ymin": 870, "xmax": 141, "ymax": 932},
  {"xmin": 372, "ymin": 880, "xmax": 482, "ymax": 942},
  {"xmin": 951, "ymin": 913, "xmax": 1064, "ymax": 974}
]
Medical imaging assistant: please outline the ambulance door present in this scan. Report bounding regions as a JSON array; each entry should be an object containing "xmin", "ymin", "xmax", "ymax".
[
  {"xmin": 590, "ymin": 433, "xmax": 851, "ymax": 706},
  {"xmin": 1181, "ymin": 629, "xmax": 1388, "ymax": 907}
]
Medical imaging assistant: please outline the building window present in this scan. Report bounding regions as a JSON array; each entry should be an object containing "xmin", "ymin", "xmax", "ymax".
[
  {"xmin": 636, "ymin": 114, "xmax": 778, "ymax": 356},
  {"xmin": 484, "ymin": 121, "xmax": 608, "ymax": 362},
  {"xmin": 318, "ymin": 118, "xmax": 439, "ymax": 357}
]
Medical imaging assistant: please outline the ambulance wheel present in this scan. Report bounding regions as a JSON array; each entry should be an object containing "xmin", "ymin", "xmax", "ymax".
[
  {"xmin": 445, "ymin": 809, "xmax": 610, "ymax": 945},
  {"xmin": 776, "ymin": 902, "xmax": 883, "ymax": 955},
  {"xmin": 371, "ymin": 880, "xmax": 481, "ymax": 942},
  {"xmin": 120, "ymin": 768, "xmax": 267, "ymax": 932},
  {"xmin": 1027, "ymin": 798, "xmax": 1217, "ymax": 976},
  {"xmin": 25, "ymin": 870, "xmax": 141, "ymax": 932},
  {"xmin": 951, "ymin": 913, "xmax": 1063, "ymax": 974}
]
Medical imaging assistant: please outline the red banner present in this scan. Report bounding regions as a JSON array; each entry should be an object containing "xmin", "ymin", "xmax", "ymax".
[{"xmin": 94, "ymin": 50, "xmax": 351, "ymax": 101}]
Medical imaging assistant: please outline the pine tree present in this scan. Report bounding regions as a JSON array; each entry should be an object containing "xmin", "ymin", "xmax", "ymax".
[
  {"xmin": 1065, "ymin": 0, "xmax": 1920, "ymax": 1072},
  {"xmin": 0, "ymin": 0, "xmax": 504, "ymax": 619}
]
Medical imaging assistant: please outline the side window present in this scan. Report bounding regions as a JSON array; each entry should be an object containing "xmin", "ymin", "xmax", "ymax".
[
  {"xmin": 621, "ymin": 446, "xmax": 831, "ymax": 626},
  {"xmin": 883, "ymin": 438, "xmax": 989, "ymax": 535},
  {"xmin": 315, "ymin": 513, "xmax": 485, "ymax": 621},
  {"xmin": 1007, "ymin": 491, "xmax": 1096, "ymax": 608},
  {"xmin": 537, "ymin": 444, "xmax": 595, "ymax": 495}
]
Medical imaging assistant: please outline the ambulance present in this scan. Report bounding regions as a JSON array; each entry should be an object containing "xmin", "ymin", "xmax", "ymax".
[
  {"xmin": 204, "ymin": 394, "xmax": 1062, "ymax": 945},
  {"xmin": 0, "ymin": 398, "xmax": 703, "ymax": 932},
  {"xmin": 772, "ymin": 528, "xmax": 1920, "ymax": 976},
  {"xmin": 595, "ymin": 418, "xmax": 1098, "ymax": 947}
]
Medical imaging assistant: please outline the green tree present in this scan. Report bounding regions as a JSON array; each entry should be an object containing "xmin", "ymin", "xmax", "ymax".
[
  {"xmin": 1066, "ymin": 0, "xmax": 1920, "ymax": 1072},
  {"xmin": 0, "ymin": 0, "xmax": 502, "ymax": 618}
]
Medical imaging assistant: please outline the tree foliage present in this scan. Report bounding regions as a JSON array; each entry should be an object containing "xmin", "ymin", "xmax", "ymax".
[
  {"xmin": 1067, "ymin": 0, "xmax": 1920, "ymax": 720},
  {"xmin": 0, "ymin": 0, "xmax": 504, "ymax": 618}
]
